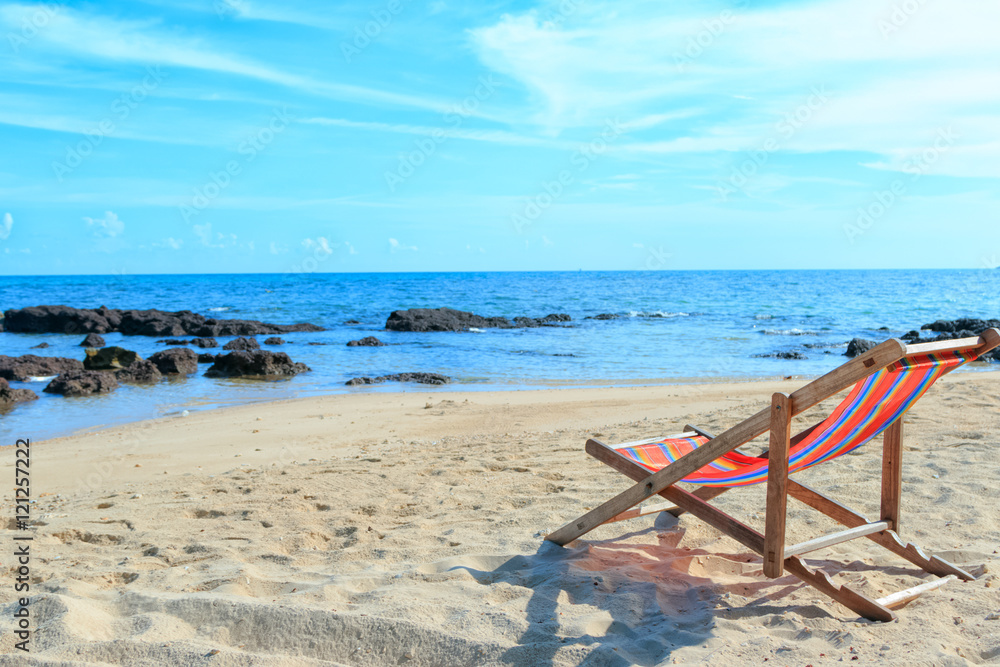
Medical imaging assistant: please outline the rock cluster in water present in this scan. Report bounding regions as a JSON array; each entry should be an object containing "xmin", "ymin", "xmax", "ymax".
[
  {"xmin": 345, "ymin": 372, "xmax": 450, "ymax": 386},
  {"xmin": 1, "ymin": 305, "xmax": 324, "ymax": 337},
  {"xmin": 205, "ymin": 350, "xmax": 311, "ymax": 378},
  {"xmin": 385, "ymin": 307, "xmax": 570, "ymax": 332},
  {"xmin": 0, "ymin": 377, "xmax": 37, "ymax": 408},
  {"xmin": 347, "ymin": 336, "xmax": 386, "ymax": 347}
]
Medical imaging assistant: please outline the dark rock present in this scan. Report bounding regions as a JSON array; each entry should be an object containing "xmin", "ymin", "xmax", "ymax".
[
  {"xmin": 264, "ymin": 337, "xmax": 286, "ymax": 345},
  {"xmin": 80, "ymin": 333, "xmax": 106, "ymax": 347},
  {"xmin": 197, "ymin": 353, "xmax": 218, "ymax": 364},
  {"xmin": 344, "ymin": 319, "xmax": 360, "ymax": 325},
  {"xmin": 345, "ymin": 372, "xmax": 450, "ymax": 386},
  {"xmin": 30, "ymin": 342, "xmax": 50, "ymax": 349},
  {"xmin": 587, "ymin": 313, "xmax": 621, "ymax": 320},
  {"xmin": 149, "ymin": 348, "xmax": 199, "ymax": 375},
  {"xmin": 204, "ymin": 351, "xmax": 310, "ymax": 378},
  {"xmin": 752, "ymin": 351, "xmax": 807, "ymax": 360},
  {"xmin": 902, "ymin": 330, "xmax": 921, "ymax": 342},
  {"xmin": 386, "ymin": 307, "xmax": 512, "ymax": 332},
  {"xmin": 0, "ymin": 377, "xmax": 38, "ymax": 409},
  {"xmin": 0, "ymin": 355, "xmax": 85, "ymax": 382},
  {"xmin": 84, "ymin": 346, "xmax": 141, "ymax": 371},
  {"xmin": 385, "ymin": 307, "xmax": 570, "ymax": 332},
  {"xmin": 878, "ymin": 326, "xmax": 890, "ymax": 331},
  {"xmin": 347, "ymin": 336, "xmax": 386, "ymax": 347},
  {"xmin": 116, "ymin": 359, "xmax": 162, "ymax": 384},
  {"xmin": 307, "ymin": 342, "xmax": 329, "ymax": 346},
  {"xmin": 157, "ymin": 338, "xmax": 189, "ymax": 345},
  {"xmin": 3, "ymin": 305, "xmax": 112, "ymax": 334},
  {"xmin": 190, "ymin": 337, "xmax": 218, "ymax": 348},
  {"xmin": 223, "ymin": 337, "xmax": 260, "ymax": 351},
  {"xmin": 2, "ymin": 305, "xmax": 324, "ymax": 337},
  {"xmin": 44, "ymin": 370, "xmax": 118, "ymax": 396},
  {"xmin": 845, "ymin": 338, "xmax": 877, "ymax": 358},
  {"xmin": 922, "ymin": 318, "xmax": 1000, "ymax": 333}
]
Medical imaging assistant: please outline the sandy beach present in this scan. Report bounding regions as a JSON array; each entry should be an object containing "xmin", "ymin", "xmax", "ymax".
[{"xmin": 2, "ymin": 374, "xmax": 999, "ymax": 666}]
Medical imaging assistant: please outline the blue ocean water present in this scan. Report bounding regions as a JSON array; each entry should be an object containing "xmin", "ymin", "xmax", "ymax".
[{"xmin": 2, "ymin": 269, "xmax": 999, "ymax": 442}]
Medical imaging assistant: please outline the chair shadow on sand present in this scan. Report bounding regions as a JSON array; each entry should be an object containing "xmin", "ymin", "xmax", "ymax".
[{"xmin": 450, "ymin": 513, "xmax": 877, "ymax": 667}]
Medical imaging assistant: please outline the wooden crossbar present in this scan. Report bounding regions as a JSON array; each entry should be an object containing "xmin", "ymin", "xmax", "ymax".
[
  {"xmin": 876, "ymin": 575, "xmax": 956, "ymax": 609},
  {"xmin": 785, "ymin": 521, "xmax": 889, "ymax": 557}
]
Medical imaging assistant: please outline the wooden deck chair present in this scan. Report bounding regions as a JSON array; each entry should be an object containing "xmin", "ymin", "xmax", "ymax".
[{"xmin": 546, "ymin": 329, "xmax": 1000, "ymax": 621}]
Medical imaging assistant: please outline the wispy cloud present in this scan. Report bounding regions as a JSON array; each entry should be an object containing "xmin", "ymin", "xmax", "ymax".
[
  {"xmin": 388, "ymin": 237, "xmax": 417, "ymax": 252},
  {"xmin": 0, "ymin": 212, "xmax": 12, "ymax": 240},
  {"xmin": 0, "ymin": 4, "xmax": 459, "ymax": 114},
  {"xmin": 84, "ymin": 211, "xmax": 124, "ymax": 237}
]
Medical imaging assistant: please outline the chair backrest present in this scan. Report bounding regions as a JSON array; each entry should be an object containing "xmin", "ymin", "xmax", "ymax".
[{"xmin": 622, "ymin": 345, "xmax": 985, "ymax": 488}]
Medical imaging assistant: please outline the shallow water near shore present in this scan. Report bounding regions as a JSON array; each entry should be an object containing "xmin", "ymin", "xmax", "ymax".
[{"xmin": 2, "ymin": 268, "xmax": 999, "ymax": 442}]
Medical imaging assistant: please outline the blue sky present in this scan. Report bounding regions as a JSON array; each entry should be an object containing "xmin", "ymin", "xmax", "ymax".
[{"xmin": 0, "ymin": 0, "xmax": 997, "ymax": 274}]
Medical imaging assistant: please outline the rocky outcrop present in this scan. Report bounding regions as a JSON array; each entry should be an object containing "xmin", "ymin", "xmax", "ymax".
[
  {"xmin": 385, "ymin": 307, "xmax": 571, "ymax": 332},
  {"xmin": 84, "ymin": 346, "xmax": 141, "ymax": 371},
  {"xmin": 347, "ymin": 336, "xmax": 386, "ymax": 347},
  {"xmin": 845, "ymin": 338, "xmax": 877, "ymax": 358},
  {"xmin": 921, "ymin": 318, "xmax": 1000, "ymax": 334},
  {"xmin": 191, "ymin": 337, "xmax": 218, "ymax": 348},
  {"xmin": 264, "ymin": 337, "xmax": 285, "ymax": 345},
  {"xmin": 116, "ymin": 360, "xmax": 162, "ymax": 384},
  {"xmin": 204, "ymin": 351, "xmax": 310, "ymax": 378},
  {"xmin": 2, "ymin": 305, "xmax": 324, "ymax": 337},
  {"xmin": 223, "ymin": 337, "xmax": 259, "ymax": 351},
  {"xmin": 157, "ymin": 338, "xmax": 189, "ymax": 345},
  {"xmin": 0, "ymin": 378, "xmax": 38, "ymax": 409},
  {"xmin": 345, "ymin": 372, "xmax": 450, "ymax": 386},
  {"xmin": 30, "ymin": 342, "xmax": 50, "ymax": 349},
  {"xmin": 149, "ymin": 348, "xmax": 198, "ymax": 375},
  {"xmin": 197, "ymin": 353, "xmax": 218, "ymax": 364},
  {"xmin": 0, "ymin": 355, "xmax": 84, "ymax": 382},
  {"xmin": 80, "ymin": 333, "xmax": 106, "ymax": 347},
  {"xmin": 44, "ymin": 370, "xmax": 118, "ymax": 396},
  {"xmin": 753, "ymin": 351, "xmax": 806, "ymax": 360}
]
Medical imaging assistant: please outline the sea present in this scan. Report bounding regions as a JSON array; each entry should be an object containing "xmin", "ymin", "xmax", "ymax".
[{"xmin": 2, "ymin": 269, "xmax": 999, "ymax": 443}]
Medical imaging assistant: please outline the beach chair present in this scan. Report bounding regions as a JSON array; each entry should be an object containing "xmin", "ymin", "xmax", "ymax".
[{"xmin": 546, "ymin": 329, "xmax": 1000, "ymax": 621}]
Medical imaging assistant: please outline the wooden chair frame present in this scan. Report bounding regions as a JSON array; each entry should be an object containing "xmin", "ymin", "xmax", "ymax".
[{"xmin": 546, "ymin": 329, "xmax": 1000, "ymax": 621}]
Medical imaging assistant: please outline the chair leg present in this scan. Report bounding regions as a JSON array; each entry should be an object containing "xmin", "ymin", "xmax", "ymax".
[
  {"xmin": 763, "ymin": 393, "xmax": 791, "ymax": 578},
  {"xmin": 881, "ymin": 418, "xmax": 903, "ymax": 533}
]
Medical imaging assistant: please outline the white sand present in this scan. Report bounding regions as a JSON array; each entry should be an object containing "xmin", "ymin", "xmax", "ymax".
[{"xmin": 2, "ymin": 374, "xmax": 999, "ymax": 665}]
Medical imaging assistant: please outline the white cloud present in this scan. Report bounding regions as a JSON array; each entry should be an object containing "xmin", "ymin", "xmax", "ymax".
[
  {"xmin": 470, "ymin": 0, "xmax": 1000, "ymax": 175},
  {"xmin": 388, "ymin": 237, "xmax": 417, "ymax": 252},
  {"xmin": 194, "ymin": 223, "xmax": 236, "ymax": 248},
  {"xmin": 153, "ymin": 237, "xmax": 183, "ymax": 249},
  {"xmin": 344, "ymin": 241, "xmax": 357, "ymax": 255},
  {"xmin": 303, "ymin": 237, "xmax": 333, "ymax": 254},
  {"xmin": 0, "ymin": 212, "xmax": 12, "ymax": 241},
  {"xmin": 84, "ymin": 211, "xmax": 124, "ymax": 237},
  {"xmin": 270, "ymin": 241, "xmax": 289, "ymax": 254}
]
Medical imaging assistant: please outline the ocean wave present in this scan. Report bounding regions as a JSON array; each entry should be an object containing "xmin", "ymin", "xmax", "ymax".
[
  {"xmin": 208, "ymin": 307, "xmax": 233, "ymax": 312},
  {"xmin": 468, "ymin": 327, "xmax": 485, "ymax": 333}
]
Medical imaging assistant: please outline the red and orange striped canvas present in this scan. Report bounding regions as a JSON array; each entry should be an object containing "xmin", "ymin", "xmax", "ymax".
[{"xmin": 618, "ymin": 350, "xmax": 978, "ymax": 487}]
